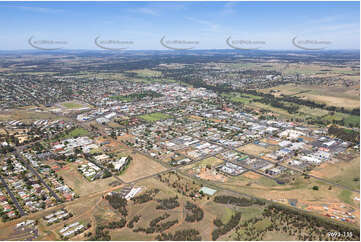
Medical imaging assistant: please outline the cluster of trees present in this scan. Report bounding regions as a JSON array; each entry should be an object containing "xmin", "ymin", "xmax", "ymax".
[
  {"xmin": 155, "ymin": 229, "xmax": 202, "ymax": 241},
  {"xmin": 31, "ymin": 142, "xmax": 46, "ymax": 153},
  {"xmin": 212, "ymin": 212, "xmax": 242, "ymax": 240},
  {"xmin": 51, "ymin": 126, "xmax": 77, "ymax": 141},
  {"xmin": 106, "ymin": 218, "xmax": 127, "ymax": 229},
  {"xmin": 156, "ymin": 196, "xmax": 180, "ymax": 210},
  {"xmin": 328, "ymin": 125, "xmax": 360, "ymax": 143},
  {"xmin": 131, "ymin": 189, "xmax": 159, "ymax": 204},
  {"xmin": 234, "ymin": 216, "xmax": 267, "ymax": 240},
  {"xmin": 149, "ymin": 213, "xmax": 170, "ymax": 227},
  {"xmin": 133, "ymin": 212, "xmax": 178, "ymax": 234},
  {"xmin": 184, "ymin": 201, "xmax": 204, "ymax": 222},
  {"xmin": 105, "ymin": 193, "xmax": 128, "ymax": 216},
  {"xmin": 256, "ymin": 97, "xmax": 299, "ymax": 114},
  {"xmin": 154, "ymin": 220, "xmax": 179, "ymax": 233},
  {"xmin": 0, "ymin": 134, "xmax": 21, "ymax": 147},
  {"xmin": 88, "ymin": 218, "xmax": 126, "ymax": 240},
  {"xmin": 127, "ymin": 215, "xmax": 141, "ymax": 229},
  {"xmin": 213, "ymin": 218, "xmax": 223, "ymax": 227},
  {"xmin": 262, "ymin": 203, "xmax": 360, "ymax": 241},
  {"xmin": 0, "ymin": 145, "xmax": 15, "ymax": 154},
  {"xmin": 214, "ymin": 195, "xmax": 265, "ymax": 207},
  {"xmin": 157, "ymin": 173, "xmax": 201, "ymax": 198},
  {"xmin": 89, "ymin": 225, "xmax": 110, "ymax": 241}
]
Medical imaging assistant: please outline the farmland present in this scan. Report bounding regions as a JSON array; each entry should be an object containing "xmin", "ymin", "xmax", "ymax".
[{"xmin": 260, "ymin": 84, "xmax": 360, "ymax": 109}]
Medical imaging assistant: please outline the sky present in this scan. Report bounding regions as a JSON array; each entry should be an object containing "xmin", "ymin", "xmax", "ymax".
[{"xmin": 0, "ymin": 1, "xmax": 359, "ymax": 50}]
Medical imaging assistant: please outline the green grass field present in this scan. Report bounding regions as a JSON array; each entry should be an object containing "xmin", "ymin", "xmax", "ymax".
[
  {"xmin": 139, "ymin": 112, "xmax": 171, "ymax": 122},
  {"xmin": 338, "ymin": 190, "xmax": 353, "ymax": 205},
  {"xmin": 61, "ymin": 102, "xmax": 84, "ymax": 109},
  {"xmin": 62, "ymin": 128, "xmax": 90, "ymax": 139},
  {"xmin": 222, "ymin": 93, "xmax": 262, "ymax": 104},
  {"xmin": 109, "ymin": 95, "xmax": 133, "ymax": 102},
  {"xmin": 322, "ymin": 113, "xmax": 360, "ymax": 127},
  {"xmin": 329, "ymin": 158, "xmax": 360, "ymax": 191},
  {"xmin": 254, "ymin": 176, "xmax": 279, "ymax": 187},
  {"xmin": 238, "ymin": 206, "xmax": 264, "ymax": 223},
  {"xmin": 221, "ymin": 207, "xmax": 235, "ymax": 224},
  {"xmin": 50, "ymin": 127, "xmax": 90, "ymax": 142},
  {"xmin": 127, "ymin": 69, "xmax": 162, "ymax": 78},
  {"xmin": 69, "ymin": 128, "xmax": 89, "ymax": 137},
  {"xmin": 254, "ymin": 218, "xmax": 272, "ymax": 231}
]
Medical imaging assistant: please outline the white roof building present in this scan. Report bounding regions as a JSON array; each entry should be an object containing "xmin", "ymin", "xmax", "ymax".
[
  {"xmin": 112, "ymin": 157, "xmax": 128, "ymax": 171},
  {"xmin": 125, "ymin": 187, "xmax": 142, "ymax": 200},
  {"xmin": 300, "ymin": 155, "xmax": 322, "ymax": 165},
  {"xmin": 279, "ymin": 129, "xmax": 305, "ymax": 140}
]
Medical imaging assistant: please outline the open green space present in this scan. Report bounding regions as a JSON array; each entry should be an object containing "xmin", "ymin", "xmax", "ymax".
[
  {"xmin": 127, "ymin": 69, "xmax": 162, "ymax": 78},
  {"xmin": 139, "ymin": 112, "xmax": 171, "ymax": 122},
  {"xmin": 221, "ymin": 92, "xmax": 262, "ymax": 104},
  {"xmin": 328, "ymin": 159, "xmax": 360, "ymax": 191},
  {"xmin": 52, "ymin": 127, "xmax": 90, "ymax": 141},
  {"xmin": 338, "ymin": 190, "xmax": 353, "ymax": 205},
  {"xmin": 61, "ymin": 101, "xmax": 85, "ymax": 109}
]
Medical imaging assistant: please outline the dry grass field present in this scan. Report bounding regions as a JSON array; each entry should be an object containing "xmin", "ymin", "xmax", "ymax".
[
  {"xmin": 55, "ymin": 162, "xmax": 119, "ymax": 196},
  {"xmin": 117, "ymin": 152, "xmax": 167, "ymax": 183},
  {"xmin": 0, "ymin": 108, "xmax": 65, "ymax": 122},
  {"xmin": 261, "ymin": 84, "xmax": 360, "ymax": 109},
  {"xmin": 310, "ymin": 155, "xmax": 360, "ymax": 191},
  {"xmin": 236, "ymin": 143, "xmax": 272, "ymax": 156}
]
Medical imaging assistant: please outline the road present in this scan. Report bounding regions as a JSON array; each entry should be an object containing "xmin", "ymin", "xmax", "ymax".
[
  {"xmin": 14, "ymin": 150, "xmax": 62, "ymax": 202},
  {"xmin": 0, "ymin": 175, "xmax": 26, "ymax": 216}
]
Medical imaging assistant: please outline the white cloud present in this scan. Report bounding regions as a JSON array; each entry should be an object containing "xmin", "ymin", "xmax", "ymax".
[
  {"xmin": 14, "ymin": 6, "xmax": 64, "ymax": 14},
  {"xmin": 221, "ymin": 2, "xmax": 237, "ymax": 15},
  {"xmin": 134, "ymin": 7, "xmax": 159, "ymax": 16},
  {"xmin": 185, "ymin": 16, "xmax": 220, "ymax": 32}
]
